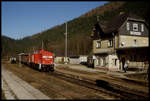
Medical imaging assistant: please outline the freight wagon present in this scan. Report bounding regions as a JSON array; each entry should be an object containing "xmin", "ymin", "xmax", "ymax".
[
  {"xmin": 18, "ymin": 49, "xmax": 54, "ymax": 72},
  {"xmin": 21, "ymin": 53, "xmax": 30, "ymax": 65}
]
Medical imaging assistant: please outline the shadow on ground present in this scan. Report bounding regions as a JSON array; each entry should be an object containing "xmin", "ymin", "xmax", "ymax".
[{"xmin": 95, "ymin": 80, "xmax": 121, "ymax": 93}]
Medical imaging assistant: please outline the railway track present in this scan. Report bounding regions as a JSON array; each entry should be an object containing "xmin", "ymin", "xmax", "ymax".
[
  {"xmin": 3, "ymin": 61, "xmax": 148, "ymax": 100},
  {"xmin": 48, "ymin": 71, "xmax": 149, "ymax": 100},
  {"xmin": 6, "ymin": 61, "xmax": 148, "ymax": 100},
  {"xmin": 56, "ymin": 66, "xmax": 149, "ymax": 87}
]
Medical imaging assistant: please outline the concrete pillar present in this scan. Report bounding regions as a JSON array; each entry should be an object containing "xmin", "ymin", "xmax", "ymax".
[{"xmin": 19, "ymin": 55, "xmax": 22, "ymax": 67}]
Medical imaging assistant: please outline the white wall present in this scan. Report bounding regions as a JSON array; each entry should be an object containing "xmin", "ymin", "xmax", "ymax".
[
  {"xmin": 94, "ymin": 54, "xmax": 120, "ymax": 71},
  {"xmin": 79, "ymin": 56, "xmax": 88, "ymax": 62},
  {"xmin": 108, "ymin": 54, "xmax": 119, "ymax": 69}
]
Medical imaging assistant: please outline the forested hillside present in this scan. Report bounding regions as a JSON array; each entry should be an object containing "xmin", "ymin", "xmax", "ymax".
[
  {"xmin": 2, "ymin": 1, "xmax": 149, "ymax": 58},
  {"xmin": 2, "ymin": 36, "xmax": 18, "ymax": 57}
]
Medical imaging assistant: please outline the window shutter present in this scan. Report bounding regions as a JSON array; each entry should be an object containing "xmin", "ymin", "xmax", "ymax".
[
  {"xmin": 127, "ymin": 22, "xmax": 130, "ymax": 30},
  {"xmin": 141, "ymin": 24, "xmax": 144, "ymax": 32}
]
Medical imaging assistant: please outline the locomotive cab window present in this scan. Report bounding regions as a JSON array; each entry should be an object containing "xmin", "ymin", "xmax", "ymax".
[{"xmin": 34, "ymin": 50, "xmax": 40, "ymax": 53}]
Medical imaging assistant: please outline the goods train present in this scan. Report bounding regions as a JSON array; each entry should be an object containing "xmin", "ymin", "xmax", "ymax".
[{"xmin": 18, "ymin": 49, "xmax": 54, "ymax": 72}]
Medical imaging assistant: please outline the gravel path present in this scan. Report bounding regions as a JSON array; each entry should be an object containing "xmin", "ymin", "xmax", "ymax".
[{"xmin": 2, "ymin": 67, "xmax": 50, "ymax": 100}]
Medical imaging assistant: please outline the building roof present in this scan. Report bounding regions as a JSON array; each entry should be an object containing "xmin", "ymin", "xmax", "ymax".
[{"xmin": 97, "ymin": 12, "xmax": 146, "ymax": 35}]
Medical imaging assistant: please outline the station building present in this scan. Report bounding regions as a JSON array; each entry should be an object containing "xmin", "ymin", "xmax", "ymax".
[{"xmin": 91, "ymin": 12, "xmax": 149, "ymax": 71}]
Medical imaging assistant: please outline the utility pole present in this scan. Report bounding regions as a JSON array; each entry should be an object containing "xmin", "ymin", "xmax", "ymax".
[
  {"xmin": 97, "ymin": 15, "xmax": 99, "ymax": 22},
  {"xmin": 19, "ymin": 54, "xmax": 21, "ymax": 67},
  {"xmin": 42, "ymin": 40, "xmax": 44, "ymax": 50},
  {"xmin": 65, "ymin": 22, "xmax": 68, "ymax": 64}
]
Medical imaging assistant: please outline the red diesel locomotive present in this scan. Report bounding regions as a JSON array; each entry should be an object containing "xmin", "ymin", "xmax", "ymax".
[
  {"xmin": 19, "ymin": 49, "xmax": 54, "ymax": 72},
  {"xmin": 30, "ymin": 49, "xmax": 54, "ymax": 71}
]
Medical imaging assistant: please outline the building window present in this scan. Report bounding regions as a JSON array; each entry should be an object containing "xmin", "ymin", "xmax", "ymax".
[
  {"xmin": 96, "ymin": 41, "xmax": 101, "ymax": 48},
  {"xmin": 133, "ymin": 23, "xmax": 138, "ymax": 31},
  {"xmin": 100, "ymin": 58, "xmax": 103, "ymax": 66},
  {"xmin": 141, "ymin": 24, "xmax": 144, "ymax": 32},
  {"xmin": 97, "ymin": 58, "xmax": 100, "ymax": 66},
  {"xmin": 133, "ymin": 55, "xmax": 136, "ymax": 61},
  {"xmin": 126, "ymin": 22, "xmax": 130, "ymax": 30},
  {"xmin": 96, "ymin": 59, "xmax": 98, "ymax": 66},
  {"xmin": 96, "ymin": 57, "xmax": 100, "ymax": 66},
  {"xmin": 103, "ymin": 57, "xmax": 106, "ymax": 66},
  {"xmin": 108, "ymin": 39, "xmax": 113, "ymax": 47},
  {"xmin": 115, "ymin": 59, "xmax": 117, "ymax": 66}
]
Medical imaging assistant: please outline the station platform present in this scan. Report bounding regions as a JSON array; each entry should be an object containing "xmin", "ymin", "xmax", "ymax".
[
  {"xmin": 2, "ymin": 67, "xmax": 50, "ymax": 100},
  {"xmin": 55, "ymin": 63, "xmax": 148, "ymax": 82},
  {"xmin": 56, "ymin": 64, "xmax": 137, "ymax": 76}
]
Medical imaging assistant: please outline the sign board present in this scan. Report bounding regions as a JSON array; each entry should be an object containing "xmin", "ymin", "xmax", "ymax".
[{"xmin": 130, "ymin": 31, "xmax": 141, "ymax": 35}]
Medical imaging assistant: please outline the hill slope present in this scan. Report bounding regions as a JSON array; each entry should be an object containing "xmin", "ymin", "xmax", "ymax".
[{"xmin": 2, "ymin": 1, "xmax": 149, "ymax": 57}]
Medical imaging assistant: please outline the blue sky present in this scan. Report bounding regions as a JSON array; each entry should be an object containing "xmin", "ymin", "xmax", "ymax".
[{"xmin": 2, "ymin": 1, "xmax": 108, "ymax": 39}]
